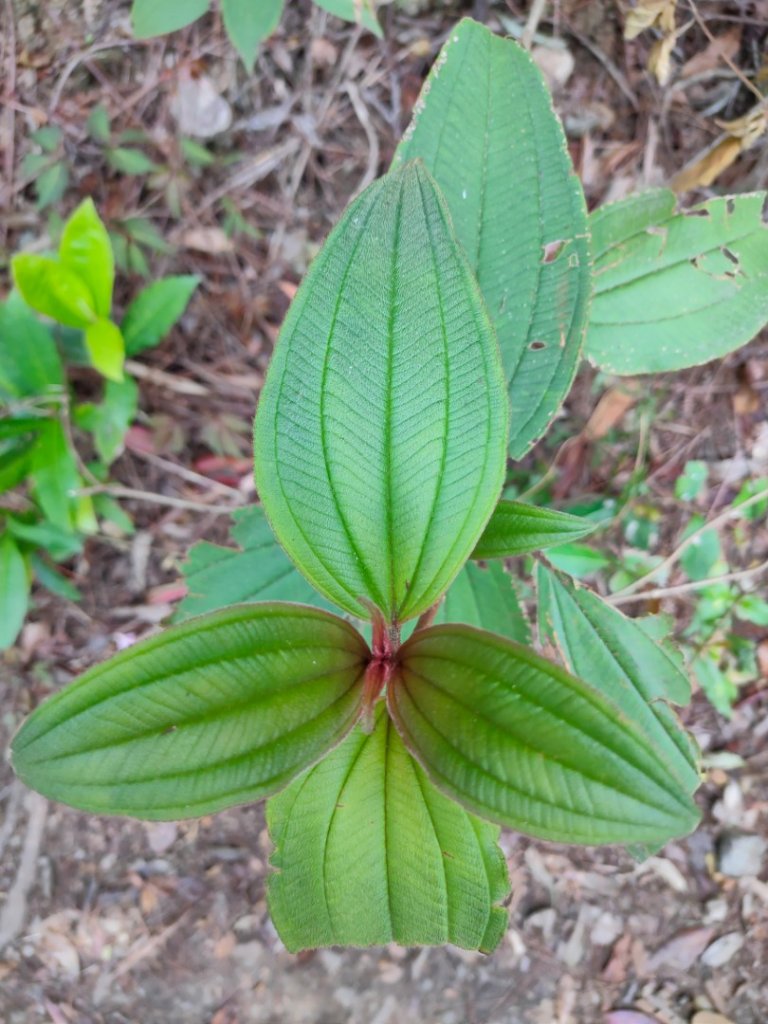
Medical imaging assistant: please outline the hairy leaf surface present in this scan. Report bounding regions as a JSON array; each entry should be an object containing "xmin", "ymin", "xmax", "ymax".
[
  {"xmin": 12, "ymin": 604, "xmax": 369, "ymax": 819},
  {"xmin": 267, "ymin": 709, "xmax": 508, "ymax": 951},
  {"xmin": 389, "ymin": 625, "xmax": 700, "ymax": 846},
  {"xmin": 536, "ymin": 566, "xmax": 699, "ymax": 792},
  {"xmin": 473, "ymin": 500, "xmax": 596, "ymax": 559},
  {"xmin": 394, "ymin": 18, "xmax": 591, "ymax": 457},
  {"xmin": 587, "ymin": 190, "xmax": 768, "ymax": 373},
  {"xmin": 254, "ymin": 162, "xmax": 508, "ymax": 623}
]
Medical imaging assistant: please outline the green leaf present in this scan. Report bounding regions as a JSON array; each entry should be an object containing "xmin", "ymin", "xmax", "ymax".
[
  {"xmin": 34, "ymin": 162, "xmax": 69, "ymax": 209},
  {"xmin": 389, "ymin": 624, "xmax": 700, "ymax": 846},
  {"xmin": 29, "ymin": 420, "xmax": 81, "ymax": 532},
  {"xmin": 735, "ymin": 594, "xmax": 768, "ymax": 627},
  {"xmin": 674, "ymin": 460, "xmax": 708, "ymax": 501},
  {"xmin": 536, "ymin": 566, "xmax": 699, "ymax": 794},
  {"xmin": 31, "ymin": 126, "xmax": 63, "ymax": 153},
  {"xmin": 254, "ymin": 162, "xmax": 508, "ymax": 624},
  {"xmin": 59, "ymin": 199, "xmax": 114, "ymax": 319},
  {"xmin": 92, "ymin": 493, "xmax": 134, "ymax": 535},
  {"xmin": 11, "ymin": 255, "xmax": 97, "ymax": 329},
  {"xmin": 87, "ymin": 105, "xmax": 112, "ymax": 144},
  {"xmin": 586, "ymin": 190, "xmax": 768, "ymax": 374},
  {"xmin": 733, "ymin": 478, "xmax": 768, "ymax": 521},
  {"xmin": 0, "ymin": 294, "xmax": 64, "ymax": 398},
  {"xmin": 122, "ymin": 275, "xmax": 199, "ymax": 355},
  {"xmin": 313, "ymin": 0, "xmax": 381, "ymax": 37},
  {"xmin": 107, "ymin": 148, "xmax": 159, "ymax": 175},
  {"xmin": 179, "ymin": 139, "xmax": 215, "ymax": 167},
  {"xmin": 0, "ymin": 440, "xmax": 35, "ymax": 493},
  {"xmin": 82, "ymin": 378, "xmax": 138, "ymax": 464},
  {"xmin": 31, "ymin": 554, "xmax": 82, "ymax": 601},
  {"xmin": 680, "ymin": 517, "xmax": 721, "ymax": 582},
  {"xmin": 84, "ymin": 319, "xmax": 125, "ymax": 382},
  {"xmin": 6, "ymin": 518, "xmax": 82, "ymax": 560},
  {"xmin": 131, "ymin": 0, "xmax": 210, "ymax": 38},
  {"xmin": 221, "ymin": 0, "xmax": 284, "ymax": 71},
  {"xmin": 472, "ymin": 500, "xmax": 596, "ymax": 559},
  {"xmin": 0, "ymin": 534, "xmax": 30, "ymax": 649},
  {"xmin": 393, "ymin": 19, "xmax": 590, "ymax": 458},
  {"xmin": 692, "ymin": 652, "xmax": 737, "ymax": 719},
  {"xmin": 546, "ymin": 542, "xmax": 611, "ymax": 578},
  {"xmin": 12, "ymin": 603, "xmax": 369, "ymax": 819},
  {"xmin": 176, "ymin": 505, "xmax": 336, "ymax": 621},
  {"xmin": 267, "ymin": 708, "xmax": 508, "ymax": 952},
  {"xmin": 121, "ymin": 217, "xmax": 174, "ymax": 253},
  {"xmin": 436, "ymin": 561, "xmax": 530, "ymax": 644}
]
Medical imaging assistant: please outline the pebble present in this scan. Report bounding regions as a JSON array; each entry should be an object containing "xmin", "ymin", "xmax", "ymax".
[
  {"xmin": 701, "ymin": 932, "xmax": 744, "ymax": 968},
  {"xmin": 717, "ymin": 832, "xmax": 767, "ymax": 877}
]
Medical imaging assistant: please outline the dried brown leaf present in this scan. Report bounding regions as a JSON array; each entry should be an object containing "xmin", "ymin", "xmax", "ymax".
[
  {"xmin": 672, "ymin": 104, "xmax": 768, "ymax": 191},
  {"xmin": 647, "ymin": 926, "xmax": 716, "ymax": 971},
  {"xmin": 681, "ymin": 27, "xmax": 741, "ymax": 78},
  {"xmin": 648, "ymin": 32, "xmax": 676, "ymax": 85},
  {"xmin": 624, "ymin": 0, "xmax": 676, "ymax": 40},
  {"xmin": 583, "ymin": 388, "xmax": 636, "ymax": 442},
  {"xmin": 605, "ymin": 1011, "xmax": 662, "ymax": 1024}
]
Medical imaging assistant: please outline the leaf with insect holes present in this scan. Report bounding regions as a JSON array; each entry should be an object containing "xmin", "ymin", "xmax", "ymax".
[
  {"xmin": 393, "ymin": 19, "xmax": 591, "ymax": 458},
  {"xmin": 59, "ymin": 199, "xmax": 115, "ymax": 320},
  {"xmin": 11, "ymin": 256, "xmax": 97, "ymax": 329},
  {"xmin": 0, "ymin": 293, "xmax": 64, "ymax": 398},
  {"xmin": 0, "ymin": 534, "xmax": 30, "ymax": 650},
  {"xmin": 587, "ymin": 189, "xmax": 768, "ymax": 373},
  {"xmin": 12, "ymin": 604, "xmax": 370, "ymax": 820},
  {"xmin": 267, "ymin": 707, "xmax": 508, "ymax": 951},
  {"xmin": 254, "ymin": 162, "xmax": 508, "ymax": 625},
  {"xmin": 314, "ymin": 0, "xmax": 381, "ymax": 37},
  {"xmin": 536, "ymin": 566, "xmax": 699, "ymax": 794},
  {"xmin": 472, "ymin": 500, "xmax": 596, "ymax": 559},
  {"xmin": 221, "ymin": 0, "xmax": 284, "ymax": 70},
  {"xmin": 389, "ymin": 624, "xmax": 700, "ymax": 846},
  {"xmin": 436, "ymin": 561, "xmax": 530, "ymax": 644},
  {"xmin": 131, "ymin": 0, "xmax": 210, "ymax": 38},
  {"xmin": 122, "ymin": 276, "xmax": 200, "ymax": 356}
]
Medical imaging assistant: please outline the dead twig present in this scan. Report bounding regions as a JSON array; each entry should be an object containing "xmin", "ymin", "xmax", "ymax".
[
  {"xmin": 76, "ymin": 484, "xmax": 244, "ymax": 515},
  {"xmin": 0, "ymin": 791, "xmax": 48, "ymax": 952},
  {"xmin": 609, "ymin": 559, "xmax": 768, "ymax": 605}
]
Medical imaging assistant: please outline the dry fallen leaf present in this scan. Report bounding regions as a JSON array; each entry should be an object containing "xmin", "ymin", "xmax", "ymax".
[
  {"xmin": 583, "ymin": 387, "xmax": 637, "ymax": 442},
  {"xmin": 624, "ymin": 0, "xmax": 675, "ymax": 39},
  {"xmin": 647, "ymin": 926, "xmax": 716, "ymax": 971},
  {"xmin": 181, "ymin": 227, "xmax": 234, "ymax": 254},
  {"xmin": 647, "ymin": 31, "xmax": 676, "ymax": 85},
  {"xmin": 681, "ymin": 27, "xmax": 741, "ymax": 78},
  {"xmin": 671, "ymin": 103, "xmax": 768, "ymax": 192},
  {"xmin": 691, "ymin": 1013, "xmax": 736, "ymax": 1024}
]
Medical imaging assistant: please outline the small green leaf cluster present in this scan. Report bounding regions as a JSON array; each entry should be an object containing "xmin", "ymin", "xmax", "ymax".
[
  {"xmin": 0, "ymin": 201, "xmax": 198, "ymax": 649},
  {"xmin": 131, "ymin": 0, "xmax": 381, "ymax": 72},
  {"xmin": 12, "ymin": 18, "xmax": 768, "ymax": 954}
]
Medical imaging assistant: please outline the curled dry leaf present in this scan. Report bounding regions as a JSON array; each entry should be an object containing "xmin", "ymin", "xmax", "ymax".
[
  {"xmin": 671, "ymin": 104, "xmax": 768, "ymax": 192},
  {"xmin": 623, "ymin": 0, "xmax": 675, "ymax": 39}
]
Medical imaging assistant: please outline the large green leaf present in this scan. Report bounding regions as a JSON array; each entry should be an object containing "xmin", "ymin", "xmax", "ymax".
[
  {"xmin": 254, "ymin": 162, "xmax": 508, "ymax": 624},
  {"xmin": 313, "ymin": 0, "xmax": 381, "ymax": 37},
  {"xmin": 267, "ymin": 708, "xmax": 508, "ymax": 951},
  {"xmin": 436, "ymin": 560, "xmax": 530, "ymax": 644},
  {"xmin": 587, "ymin": 190, "xmax": 768, "ymax": 373},
  {"xmin": 389, "ymin": 624, "xmax": 700, "ymax": 846},
  {"xmin": 393, "ymin": 19, "xmax": 591, "ymax": 458},
  {"xmin": 131, "ymin": 0, "xmax": 210, "ymax": 38},
  {"xmin": 176, "ymin": 505, "xmax": 335, "ymax": 621},
  {"xmin": 536, "ymin": 566, "xmax": 699, "ymax": 794},
  {"xmin": 122, "ymin": 275, "xmax": 200, "ymax": 356},
  {"xmin": 0, "ymin": 534, "xmax": 30, "ymax": 650},
  {"xmin": 0, "ymin": 294, "xmax": 64, "ymax": 399},
  {"xmin": 59, "ymin": 199, "xmax": 114, "ymax": 320},
  {"xmin": 221, "ymin": 0, "xmax": 284, "ymax": 70},
  {"xmin": 12, "ymin": 604, "xmax": 369, "ymax": 819},
  {"xmin": 472, "ymin": 499, "xmax": 596, "ymax": 560}
]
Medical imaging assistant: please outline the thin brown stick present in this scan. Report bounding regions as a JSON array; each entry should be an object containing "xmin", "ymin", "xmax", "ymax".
[
  {"xmin": 76, "ymin": 484, "xmax": 243, "ymax": 515},
  {"xmin": 611, "ymin": 486, "xmax": 768, "ymax": 598},
  {"xmin": 609, "ymin": 559, "xmax": 768, "ymax": 606}
]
